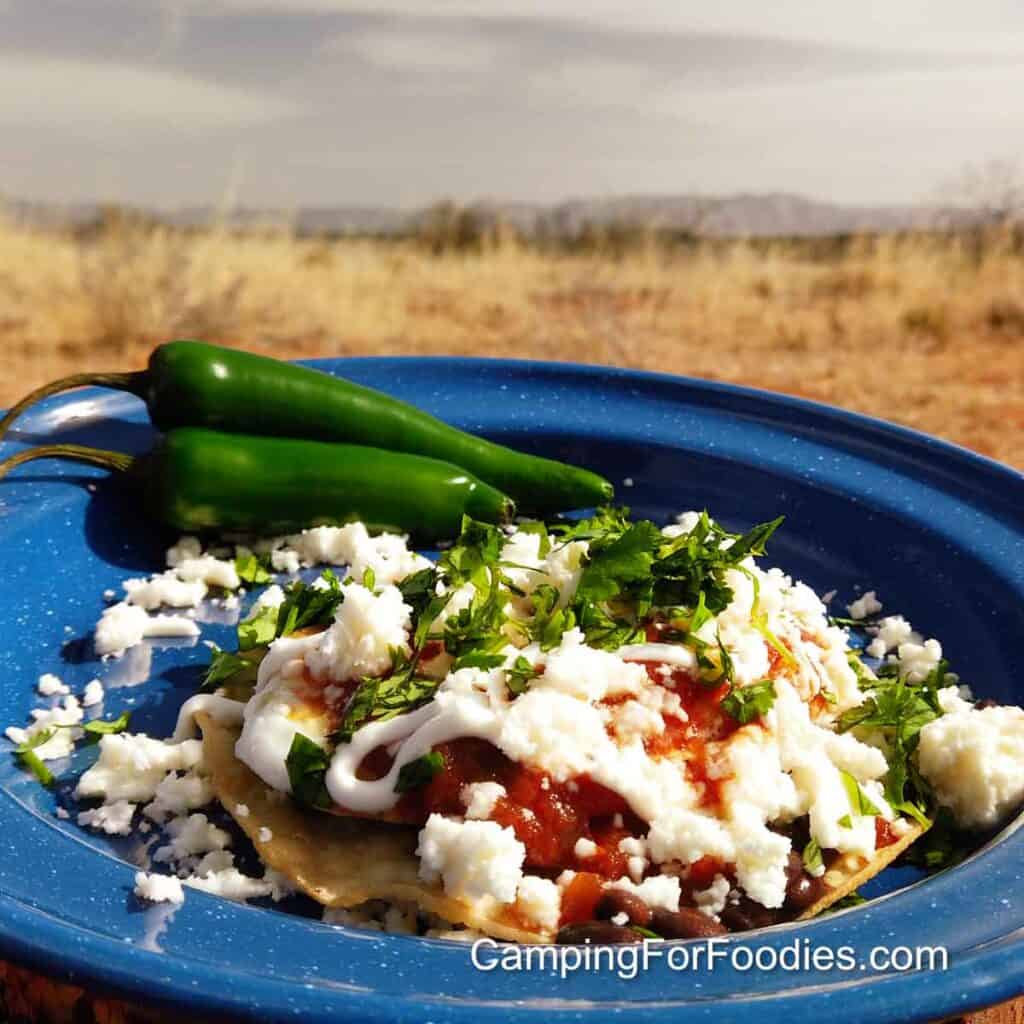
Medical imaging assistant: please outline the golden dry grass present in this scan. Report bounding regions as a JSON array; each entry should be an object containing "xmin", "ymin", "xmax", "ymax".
[{"xmin": 1, "ymin": 216, "xmax": 1022, "ymax": 469}]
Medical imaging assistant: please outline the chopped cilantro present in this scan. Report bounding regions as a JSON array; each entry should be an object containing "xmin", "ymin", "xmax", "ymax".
[
  {"xmin": 745, "ymin": 570, "xmax": 797, "ymax": 668},
  {"xmin": 570, "ymin": 588, "xmax": 639, "ymax": 650},
  {"xmin": 838, "ymin": 814, "xmax": 853, "ymax": 829},
  {"xmin": 12, "ymin": 710, "xmax": 131, "ymax": 786},
  {"xmin": 13, "ymin": 727, "xmax": 57, "ymax": 785},
  {"xmin": 335, "ymin": 677, "xmax": 381, "ymax": 744},
  {"xmin": 275, "ymin": 571, "xmax": 345, "ymax": 638},
  {"xmin": 237, "ymin": 603, "xmax": 279, "ymax": 652},
  {"xmin": 688, "ymin": 591, "xmax": 713, "ymax": 634},
  {"xmin": 898, "ymin": 809, "xmax": 970, "ymax": 872},
  {"xmin": 553, "ymin": 505, "xmax": 633, "ymax": 543},
  {"xmin": 285, "ymin": 733, "xmax": 332, "ymax": 809},
  {"xmin": 234, "ymin": 552, "xmax": 273, "ymax": 586},
  {"xmin": 694, "ymin": 631, "xmax": 731, "ymax": 683},
  {"xmin": 202, "ymin": 647, "xmax": 261, "ymax": 693},
  {"xmin": 556, "ymin": 509, "xmax": 787, "ymax": 665},
  {"xmin": 394, "ymin": 751, "xmax": 444, "ymax": 792},
  {"xmin": 839, "ymin": 680, "xmax": 942, "ymax": 736},
  {"xmin": 526, "ymin": 584, "xmax": 577, "ymax": 651},
  {"xmin": 335, "ymin": 666, "xmax": 441, "ymax": 744},
  {"xmin": 575, "ymin": 521, "xmax": 663, "ymax": 604},
  {"xmin": 80, "ymin": 710, "xmax": 132, "ymax": 740},
  {"xmin": 829, "ymin": 615, "xmax": 871, "ymax": 628},
  {"xmin": 439, "ymin": 516, "xmax": 504, "ymax": 586},
  {"xmin": 453, "ymin": 650, "xmax": 506, "ymax": 672},
  {"xmin": 397, "ymin": 567, "xmax": 441, "ymax": 622},
  {"xmin": 712, "ymin": 629, "xmax": 735, "ymax": 685},
  {"xmin": 721, "ymin": 678, "xmax": 776, "ymax": 724},
  {"xmin": 839, "ymin": 769, "xmax": 882, "ymax": 818},
  {"xmin": 837, "ymin": 661, "xmax": 951, "ymax": 818},
  {"xmin": 825, "ymin": 890, "xmax": 866, "ymax": 912},
  {"xmin": 847, "ymin": 652, "xmax": 874, "ymax": 686},
  {"xmin": 18, "ymin": 747, "xmax": 53, "ymax": 787},
  {"xmin": 506, "ymin": 655, "xmax": 541, "ymax": 696},
  {"xmin": 650, "ymin": 512, "xmax": 784, "ymax": 614},
  {"xmin": 802, "ymin": 837, "xmax": 824, "ymax": 874},
  {"xmin": 427, "ymin": 509, "xmax": 787, "ymax": 677},
  {"xmin": 720, "ymin": 516, "xmax": 786, "ymax": 563},
  {"xmin": 207, "ymin": 573, "xmax": 341, "ymax": 692},
  {"xmin": 442, "ymin": 567, "xmax": 508, "ymax": 661}
]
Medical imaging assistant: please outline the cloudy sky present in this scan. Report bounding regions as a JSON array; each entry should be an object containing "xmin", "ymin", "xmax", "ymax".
[{"xmin": 2, "ymin": 0, "xmax": 1023, "ymax": 209}]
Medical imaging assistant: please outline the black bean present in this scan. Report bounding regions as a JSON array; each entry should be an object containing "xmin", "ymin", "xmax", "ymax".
[
  {"xmin": 784, "ymin": 850, "xmax": 806, "ymax": 884},
  {"xmin": 556, "ymin": 922, "xmax": 643, "ymax": 945},
  {"xmin": 785, "ymin": 872, "xmax": 828, "ymax": 912},
  {"xmin": 719, "ymin": 897, "xmax": 782, "ymax": 932},
  {"xmin": 782, "ymin": 850, "xmax": 828, "ymax": 911},
  {"xmin": 649, "ymin": 906, "xmax": 728, "ymax": 939},
  {"xmin": 594, "ymin": 890, "xmax": 653, "ymax": 928},
  {"xmin": 787, "ymin": 818, "xmax": 812, "ymax": 853}
]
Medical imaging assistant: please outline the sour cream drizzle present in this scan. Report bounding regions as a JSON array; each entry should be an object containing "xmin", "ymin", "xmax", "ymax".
[
  {"xmin": 238, "ymin": 634, "xmax": 706, "ymax": 818},
  {"xmin": 172, "ymin": 693, "xmax": 246, "ymax": 741},
  {"xmin": 234, "ymin": 633, "xmax": 328, "ymax": 795},
  {"xmin": 325, "ymin": 682, "xmax": 503, "ymax": 814}
]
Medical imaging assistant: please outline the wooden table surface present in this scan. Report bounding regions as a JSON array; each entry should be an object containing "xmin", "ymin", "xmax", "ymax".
[
  {"xmin": 968, "ymin": 1002, "xmax": 1024, "ymax": 1024},
  {"xmin": 0, "ymin": 958, "xmax": 1020, "ymax": 1022}
]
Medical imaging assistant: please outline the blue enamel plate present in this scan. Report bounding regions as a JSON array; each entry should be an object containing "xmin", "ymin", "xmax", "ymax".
[{"xmin": 0, "ymin": 358, "xmax": 1021, "ymax": 1022}]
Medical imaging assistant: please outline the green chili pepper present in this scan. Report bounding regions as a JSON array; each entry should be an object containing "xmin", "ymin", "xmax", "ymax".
[
  {"xmin": 0, "ymin": 428, "xmax": 515, "ymax": 539},
  {"xmin": 0, "ymin": 340, "xmax": 613, "ymax": 513}
]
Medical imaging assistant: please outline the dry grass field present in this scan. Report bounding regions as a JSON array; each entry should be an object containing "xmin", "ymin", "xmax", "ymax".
[{"xmin": 1, "ymin": 215, "xmax": 1022, "ymax": 470}]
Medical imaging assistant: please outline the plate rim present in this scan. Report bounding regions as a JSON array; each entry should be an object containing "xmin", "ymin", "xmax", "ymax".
[{"xmin": 1, "ymin": 355, "xmax": 1022, "ymax": 1022}]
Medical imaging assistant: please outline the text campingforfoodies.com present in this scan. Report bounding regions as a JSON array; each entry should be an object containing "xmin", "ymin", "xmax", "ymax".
[{"xmin": 470, "ymin": 938, "xmax": 949, "ymax": 981}]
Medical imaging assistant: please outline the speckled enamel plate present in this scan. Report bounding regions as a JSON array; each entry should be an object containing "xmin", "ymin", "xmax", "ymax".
[{"xmin": 0, "ymin": 358, "xmax": 1021, "ymax": 1023}]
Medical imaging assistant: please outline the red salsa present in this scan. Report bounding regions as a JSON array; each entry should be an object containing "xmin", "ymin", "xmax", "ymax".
[{"xmin": 336, "ymin": 658, "xmax": 745, "ymax": 876}]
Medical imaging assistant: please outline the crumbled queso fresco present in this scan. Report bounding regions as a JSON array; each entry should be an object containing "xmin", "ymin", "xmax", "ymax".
[{"xmin": 4, "ymin": 512, "xmax": 1023, "ymax": 936}]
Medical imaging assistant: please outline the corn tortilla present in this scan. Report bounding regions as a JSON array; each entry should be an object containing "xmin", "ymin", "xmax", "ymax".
[
  {"xmin": 797, "ymin": 821, "xmax": 926, "ymax": 920},
  {"xmin": 196, "ymin": 711, "xmax": 550, "ymax": 943}
]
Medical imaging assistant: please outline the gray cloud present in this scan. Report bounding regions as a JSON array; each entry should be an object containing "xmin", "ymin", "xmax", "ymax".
[{"xmin": 1, "ymin": 0, "xmax": 1023, "ymax": 208}]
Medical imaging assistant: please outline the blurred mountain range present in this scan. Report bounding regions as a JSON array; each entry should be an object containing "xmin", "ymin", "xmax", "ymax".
[{"xmin": 2, "ymin": 192, "xmax": 979, "ymax": 238}]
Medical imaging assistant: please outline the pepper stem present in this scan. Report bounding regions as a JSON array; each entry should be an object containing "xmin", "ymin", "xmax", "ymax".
[
  {"xmin": 0, "ymin": 371, "xmax": 146, "ymax": 442},
  {"xmin": 0, "ymin": 444, "xmax": 135, "ymax": 482}
]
